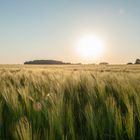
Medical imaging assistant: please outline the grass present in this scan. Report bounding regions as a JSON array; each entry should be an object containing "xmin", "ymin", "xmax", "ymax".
[{"xmin": 0, "ymin": 64, "xmax": 140, "ymax": 140}]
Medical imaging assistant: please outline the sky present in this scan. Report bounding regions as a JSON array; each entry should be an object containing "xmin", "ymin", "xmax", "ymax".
[{"xmin": 0, "ymin": 0, "xmax": 140, "ymax": 64}]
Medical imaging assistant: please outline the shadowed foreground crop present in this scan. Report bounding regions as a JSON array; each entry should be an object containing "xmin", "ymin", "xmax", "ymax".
[{"xmin": 0, "ymin": 65, "xmax": 140, "ymax": 140}]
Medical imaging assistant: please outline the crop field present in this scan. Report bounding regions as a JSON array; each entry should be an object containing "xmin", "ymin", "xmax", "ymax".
[{"xmin": 0, "ymin": 64, "xmax": 140, "ymax": 140}]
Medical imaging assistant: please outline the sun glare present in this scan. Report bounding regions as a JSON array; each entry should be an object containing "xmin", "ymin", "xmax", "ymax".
[{"xmin": 76, "ymin": 35, "xmax": 104, "ymax": 60}]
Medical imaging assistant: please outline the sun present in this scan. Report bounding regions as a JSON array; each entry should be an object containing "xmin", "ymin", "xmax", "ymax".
[{"xmin": 76, "ymin": 35, "xmax": 104, "ymax": 60}]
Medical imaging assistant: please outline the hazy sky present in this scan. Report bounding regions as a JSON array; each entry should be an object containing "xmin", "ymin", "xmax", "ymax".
[{"xmin": 0, "ymin": 0, "xmax": 140, "ymax": 64}]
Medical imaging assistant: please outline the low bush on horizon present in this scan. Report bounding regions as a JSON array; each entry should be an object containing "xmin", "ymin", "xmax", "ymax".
[{"xmin": 0, "ymin": 65, "xmax": 140, "ymax": 140}]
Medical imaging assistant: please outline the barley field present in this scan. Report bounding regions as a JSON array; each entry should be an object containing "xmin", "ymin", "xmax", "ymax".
[{"xmin": 0, "ymin": 64, "xmax": 140, "ymax": 140}]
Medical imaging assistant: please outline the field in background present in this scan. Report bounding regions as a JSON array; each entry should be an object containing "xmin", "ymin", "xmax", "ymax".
[
  {"xmin": 0, "ymin": 64, "xmax": 140, "ymax": 73},
  {"xmin": 0, "ymin": 64, "xmax": 140, "ymax": 140}
]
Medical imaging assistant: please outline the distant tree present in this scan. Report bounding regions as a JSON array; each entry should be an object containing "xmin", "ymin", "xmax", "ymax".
[
  {"xmin": 24, "ymin": 60, "xmax": 71, "ymax": 65},
  {"xmin": 135, "ymin": 59, "xmax": 140, "ymax": 64},
  {"xmin": 127, "ymin": 62, "xmax": 133, "ymax": 65},
  {"xmin": 99, "ymin": 62, "xmax": 109, "ymax": 65}
]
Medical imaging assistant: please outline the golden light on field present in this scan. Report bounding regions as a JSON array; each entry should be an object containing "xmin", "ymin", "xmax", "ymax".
[{"xmin": 76, "ymin": 35, "xmax": 104, "ymax": 60}]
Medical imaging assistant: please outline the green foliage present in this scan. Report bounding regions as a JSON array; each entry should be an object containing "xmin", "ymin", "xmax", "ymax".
[{"xmin": 0, "ymin": 65, "xmax": 140, "ymax": 140}]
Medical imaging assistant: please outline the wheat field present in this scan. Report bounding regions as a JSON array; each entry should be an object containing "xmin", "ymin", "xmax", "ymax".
[{"xmin": 0, "ymin": 64, "xmax": 140, "ymax": 140}]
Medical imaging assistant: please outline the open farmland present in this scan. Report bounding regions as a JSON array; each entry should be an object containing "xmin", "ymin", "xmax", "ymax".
[{"xmin": 0, "ymin": 64, "xmax": 140, "ymax": 140}]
